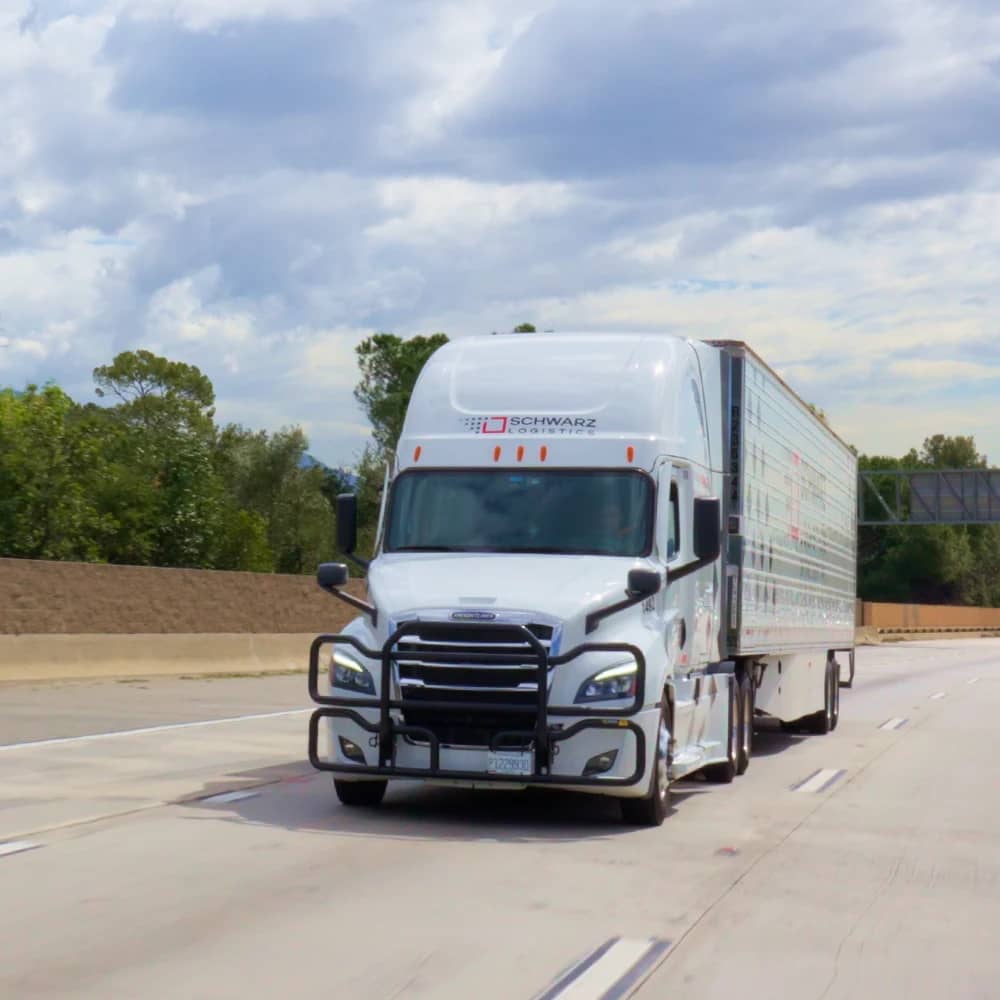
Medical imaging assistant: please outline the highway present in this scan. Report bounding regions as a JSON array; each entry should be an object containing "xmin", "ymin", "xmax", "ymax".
[{"xmin": 1, "ymin": 639, "xmax": 998, "ymax": 999}]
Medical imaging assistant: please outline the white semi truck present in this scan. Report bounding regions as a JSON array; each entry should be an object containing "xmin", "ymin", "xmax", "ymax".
[{"xmin": 308, "ymin": 334, "xmax": 857, "ymax": 825}]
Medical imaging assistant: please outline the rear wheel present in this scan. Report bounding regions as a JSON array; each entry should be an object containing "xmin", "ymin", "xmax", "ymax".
[
  {"xmin": 621, "ymin": 704, "xmax": 671, "ymax": 827},
  {"xmin": 736, "ymin": 674, "xmax": 753, "ymax": 775},
  {"xmin": 804, "ymin": 662, "xmax": 835, "ymax": 735},
  {"xmin": 334, "ymin": 779, "xmax": 387, "ymax": 807},
  {"xmin": 704, "ymin": 679, "xmax": 738, "ymax": 783},
  {"xmin": 830, "ymin": 660, "xmax": 840, "ymax": 731}
]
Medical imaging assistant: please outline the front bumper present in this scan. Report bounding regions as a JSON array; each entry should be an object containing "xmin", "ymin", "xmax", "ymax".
[{"xmin": 307, "ymin": 622, "xmax": 649, "ymax": 789}]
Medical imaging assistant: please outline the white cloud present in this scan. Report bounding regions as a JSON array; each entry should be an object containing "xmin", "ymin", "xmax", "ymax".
[
  {"xmin": 889, "ymin": 359, "xmax": 1000, "ymax": 381},
  {"xmin": 3, "ymin": 0, "xmax": 1000, "ymax": 466}
]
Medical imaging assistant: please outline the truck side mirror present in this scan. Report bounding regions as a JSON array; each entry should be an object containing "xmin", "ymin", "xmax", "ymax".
[
  {"xmin": 336, "ymin": 493, "xmax": 358, "ymax": 554},
  {"xmin": 627, "ymin": 568, "xmax": 661, "ymax": 598},
  {"xmin": 317, "ymin": 562, "xmax": 349, "ymax": 591},
  {"xmin": 693, "ymin": 497, "xmax": 722, "ymax": 562}
]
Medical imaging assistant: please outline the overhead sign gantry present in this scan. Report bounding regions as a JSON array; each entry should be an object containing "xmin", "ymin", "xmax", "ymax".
[{"xmin": 858, "ymin": 469, "xmax": 1000, "ymax": 525}]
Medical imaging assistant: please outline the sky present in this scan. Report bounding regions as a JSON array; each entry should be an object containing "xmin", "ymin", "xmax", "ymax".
[{"xmin": 2, "ymin": 0, "xmax": 1000, "ymax": 469}]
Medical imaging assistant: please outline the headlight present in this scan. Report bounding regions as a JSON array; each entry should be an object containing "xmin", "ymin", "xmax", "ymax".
[
  {"xmin": 330, "ymin": 650, "xmax": 376, "ymax": 695},
  {"xmin": 575, "ymin": 660, "xmax": 638, "ymax": 703}
]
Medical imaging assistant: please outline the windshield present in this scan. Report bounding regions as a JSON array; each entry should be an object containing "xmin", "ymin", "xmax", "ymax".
[{"xmin": 385, "ymin": 470, "xmax": 653, "ymax": 557}]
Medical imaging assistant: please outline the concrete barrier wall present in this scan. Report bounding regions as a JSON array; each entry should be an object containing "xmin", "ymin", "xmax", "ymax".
[
  {"xmin": 859, "ymin": 601, "xmax": 1000, "ymax": 629},
  {"xmin": 0, "ymin": 633, "xmax": 322, "ymax": 682},
  {"xmin": 1, "ymin": 557, "xmax": 365, "ymax": 635}
]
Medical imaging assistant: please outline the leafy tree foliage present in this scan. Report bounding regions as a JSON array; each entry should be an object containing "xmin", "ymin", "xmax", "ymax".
[
  {"xmin": 6, "ymin": 341, "xmax": 999, "ymax": 610},
  {"xmin": 354, "ymin": 333, "xmax": 448, "ymax": 454},
  {"xmin": 1, "ymin": 351, "xmax": 334, "ymax": 573},
  {"xmin": 858, "ymin": 435, "xmax": 1000, "ymax": 606},
  {"xmin": 0, "ymin": 385, "xmax": 106, "ymax": 561},
  {"xmin": 351, "ymin": 331, "xmax": 448, "ymax": 556}
]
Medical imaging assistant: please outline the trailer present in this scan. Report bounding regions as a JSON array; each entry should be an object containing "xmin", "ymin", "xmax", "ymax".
[{"xmin": 308, "ymin": 333, "xmax": 857, "ymax": 825}]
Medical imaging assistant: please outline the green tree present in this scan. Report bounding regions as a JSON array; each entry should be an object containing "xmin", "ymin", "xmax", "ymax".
[
  {"xmin": 93, "ymin": 350, "xmax": 215, "ymax": 436},
  {"xmin": 92, "ymin": 350, "xmax": 225, "ymax": 568},
  {"xmin": 513, "ymin": 322, "xmax": 536, "ymax": 333},
  {"xmin": 354, "ymin": 332, "xmax": 448, "ymax": 454},
  {"xmin": 350, "ymin": 332, "xmax": 448, "ymax": 557},
  {"xmin": 214, "ymin": 424, "xmax": 333, "ymax": 573},
  {"xmin": 0, "ymin": 385, "xmax": 107, "ymax": 560},
  {"xmin": 859, "ymin": 435, "xmax": 1000, "ymax": 606},
  {"xmin": 916, "ymin": 434, "xmax": 985, "ymax": 469}
]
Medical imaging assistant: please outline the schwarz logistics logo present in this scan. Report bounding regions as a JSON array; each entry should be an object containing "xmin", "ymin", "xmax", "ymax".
[{"xmin": 460, "ymin": 415, "xmax": 598, "ymax": 436}]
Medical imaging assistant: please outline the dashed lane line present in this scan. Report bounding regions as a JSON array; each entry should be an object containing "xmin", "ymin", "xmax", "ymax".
[
  {"xmin": 879, "ymin": 718, "xmax": 908, "ymax": 731},
  {"xmin": 0, "ymin": 709, "xmax": 312, "ymax": 752},
  {"xmin": 198, "ymin": 790, "xmax": 261, "ymax": 805},
  {"xmin": 0, "ymin": 840, "xmax": 41, "ymax": 858},
  {"xmin": 792, "ymin": 769, "xmax": 846, "ymax": 794},
  {"xmin": 535, "ymin": 938, "xmax": 671, "ymax": 1000}
]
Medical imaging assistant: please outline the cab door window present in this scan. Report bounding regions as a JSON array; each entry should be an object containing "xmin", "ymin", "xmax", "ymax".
[{"xmin": 667, "ymin": 482, "xmax": 680, "ymax": 561}]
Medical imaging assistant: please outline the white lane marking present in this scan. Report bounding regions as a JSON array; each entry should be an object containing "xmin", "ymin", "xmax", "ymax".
[
  {"xmin": 537, "ymin": 938, "xmax": 671, "ymax": 1000},
  {"xmin": 968, "ymin": 678, "xmax": 981, "ymax": 686},
  {"xmin": 0, "ymin": 840, "xmax": 40, "ymax": 858},
  {"xmin": 199, "ymin": 790, "xmax": 260, "ymax": 805},
  {"xmin": 930, "ymin": 692, "xmax": 947, "ymax": 700},
  {"xmin": 0, "ymin": 709, "xmax": 311, "ymax": 752},
  {"xmin": 879, "ymin": 718, "xmax": 908, "ymax": 731},
  {"xmin": 793, "ymin": 768, "xmax": 846, "ymax": 794}
]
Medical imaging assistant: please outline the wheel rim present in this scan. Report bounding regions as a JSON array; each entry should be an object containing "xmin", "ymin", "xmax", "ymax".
[{"xmin": 657, "ymin": 715, "xmax": 669, "ymax": 804}]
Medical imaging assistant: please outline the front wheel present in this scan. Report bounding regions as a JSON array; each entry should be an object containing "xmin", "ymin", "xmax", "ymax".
[
  {"xmin": 621, "ymin": 705, "xmax": 671, "ymax": 827},
  {"xmin": 334, "ymin": 778, "xmax": 387, "ymax": 807}
]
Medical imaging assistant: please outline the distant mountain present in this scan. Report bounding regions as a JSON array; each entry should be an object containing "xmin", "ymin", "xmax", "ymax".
[
  {"xmin": 299, "ymin": 453, "xmax": 358, "ymax": 488},
  {"xmin": 298, "ymin": 452, "xmax": 329, "ymax": 471}
]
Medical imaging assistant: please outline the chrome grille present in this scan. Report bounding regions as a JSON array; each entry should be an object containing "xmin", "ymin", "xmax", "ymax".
[{"xmin": 394, "ymin": 621, "xmax": 554, "ymax": 746}]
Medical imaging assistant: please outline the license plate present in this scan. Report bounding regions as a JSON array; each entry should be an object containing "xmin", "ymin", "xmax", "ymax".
[{"xmin": 487, "ymin": 750, "xmax": 534, "ymax": 777}]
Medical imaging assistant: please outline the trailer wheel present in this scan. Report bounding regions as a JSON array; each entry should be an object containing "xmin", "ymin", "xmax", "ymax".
[
  {"xmin": 704, "ymin": 679, "xmax": 737, "ymax": 784},
  {"xmin": 736, "ymin": 674, "xmax": 753, "ymax": 775},
  {"xmin": 804, "ymin": 662, "xmax": 835, "ymax": 735},
  {"xmin": 334, "ymin": 779, "xmax": 387, "ymax": 807},
  {"xmin": 830, "ymin": 660, "xmax": 840, "ymax": 731},
  {"xmin": 621, "ymin": 703, "xmax": 671, "ymax": 827}
]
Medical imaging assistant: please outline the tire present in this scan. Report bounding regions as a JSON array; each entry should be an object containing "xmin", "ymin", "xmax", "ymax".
[
  {"xmin": 736, "ymin": 673, "xmax": 753, "ymax": 775},
  {"xmin": 830, "ymin": 660, "xmax": 840, "ymax": 731},
  {"xmin": 621, "ymin": 703, "xmax": 671, "ymax": 827},
  {"xmin": 703, "ymin": 678, "xmax": 738, "ymax": 784},
  {"xmin": 804, "ymin": 662, "xmax": 835, "ymax": 735},
  {"xmin": 334, "ymin": 778, "xmax": 388, "ymax": 807}
]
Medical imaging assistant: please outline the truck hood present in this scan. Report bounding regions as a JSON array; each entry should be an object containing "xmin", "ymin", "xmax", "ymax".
[{"xmin": 368, "ymin": 552, "xmax": 643, "ymax": 629}]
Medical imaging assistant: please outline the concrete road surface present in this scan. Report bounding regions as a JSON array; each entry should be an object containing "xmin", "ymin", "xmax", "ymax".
[{"xmin": 0, "ymin": 640, "xmax": 998, "ymax": 999}]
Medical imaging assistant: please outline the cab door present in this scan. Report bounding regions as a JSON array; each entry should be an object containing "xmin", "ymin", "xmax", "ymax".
[{"xmin": 660, "ymin": 464, "xmax": 697, "ymax": 754}]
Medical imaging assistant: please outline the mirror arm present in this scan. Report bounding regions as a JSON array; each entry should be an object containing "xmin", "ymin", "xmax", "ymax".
[
  {"xmin": 585, "ymin": 590, "xmax": 649, "ymax": 635},
  {"xmin": 665, "ymin": 554, "xmax": 716, "ymax": 583},
  {"xmin": 317, "ymin": 581, "xmax": 378, "ymax": 626}
]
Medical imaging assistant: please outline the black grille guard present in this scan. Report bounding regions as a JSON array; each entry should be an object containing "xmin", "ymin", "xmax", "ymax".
[{"xmin": 307, "ymin": 621, "xmax": 648, "ymax": 787}]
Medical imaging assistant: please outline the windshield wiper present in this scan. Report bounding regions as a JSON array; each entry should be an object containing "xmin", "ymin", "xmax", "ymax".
[{"xmin": 393, "ymin": 545, "xmax": 467, "ymax": 552}]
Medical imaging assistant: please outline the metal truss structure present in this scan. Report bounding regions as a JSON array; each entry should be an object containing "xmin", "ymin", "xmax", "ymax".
[{"xmin": 858, "ymin": 469, "xmax": 1000, "ymax": 526}]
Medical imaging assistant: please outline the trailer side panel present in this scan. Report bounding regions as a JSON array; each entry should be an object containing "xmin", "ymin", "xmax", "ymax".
[{"xmin": 714, "ymin": 344, "xmax": 857, "ymax": 655}]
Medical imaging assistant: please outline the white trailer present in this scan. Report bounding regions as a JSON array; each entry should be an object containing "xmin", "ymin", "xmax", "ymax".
[{"xmin": 308, "ymin": 333, "xmax": 857, "ymax": 825}]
